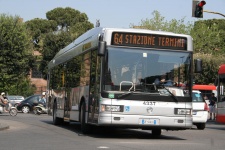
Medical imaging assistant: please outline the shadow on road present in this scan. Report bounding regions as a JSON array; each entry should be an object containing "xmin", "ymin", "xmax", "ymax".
[
  {"xmin": 205, "ymin": 120, "xmax": 225, "ymax": 131},
  {"xmin": 41, "ymin": 119, "xmax": 186, "ymax": 140}
]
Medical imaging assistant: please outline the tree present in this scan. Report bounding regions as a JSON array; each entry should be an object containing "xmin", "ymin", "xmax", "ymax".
[
  {"xmin": 130, "ymin": 10, "xmax": 193, "ymax": 34},
  {"xmin": 194, "ymin": 53, "xmax": 225, "ymax": 84},
  {"xmin": 69, "ymin": 19, "xmax": 94, "ymax": 39},
  {"xmin": 191, "ymin": 19, "xmax": 225, "ymax": 55},
  {"xmin": 40, "ymin": 31, "xmax": 72, "ymax": 79},
  {"xmin": 25, "ymin": 18, "xmax": 58, "ymax": 50},
  {"xmin": 46, "ymin": 7, "xmax": 93, "ymax": 31},
  {"xmin": 46, "ymin": 7, "xmax": 94, "ymax": 39},
  {"xmin": 0, "ymin": 14, "xmax": 35, "ymax": 95},
  {"xmin": 24, "ymin": 7, "xmax": 94, "ymax": 81},
  {"xmin": 39, "ymin": 7, "xmax": 94, "ymax": 76},
  {"xmin": 191, "ymin": 19, "xmax": 225, "ymax": 84}
]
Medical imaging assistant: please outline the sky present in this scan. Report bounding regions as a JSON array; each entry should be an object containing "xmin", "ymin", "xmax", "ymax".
[{"xmin": 0, "ymin": 0, "xmax": 225, "ymax": 28}]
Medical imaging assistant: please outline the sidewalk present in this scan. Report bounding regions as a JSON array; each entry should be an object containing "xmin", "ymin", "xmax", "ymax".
[{"xmin": 0, "ymin": 122, "xmax": 9, "ymax": 131}]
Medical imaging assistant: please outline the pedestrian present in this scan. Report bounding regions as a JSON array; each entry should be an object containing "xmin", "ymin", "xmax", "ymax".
[
  {"xmin": 39, "ymin": 92, "xmax": 46, "ymax": 107},
  {"xmin": 209, "ymin": 93, "xmax": 217, "ymax": 120}
]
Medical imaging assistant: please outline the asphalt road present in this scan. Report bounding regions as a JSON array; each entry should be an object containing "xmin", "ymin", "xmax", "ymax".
[{"xmin": 0, "ymin": 113, "xmax": 225, "ymax": 150}]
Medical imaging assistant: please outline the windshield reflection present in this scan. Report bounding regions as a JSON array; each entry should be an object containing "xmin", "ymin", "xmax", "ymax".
[{"xmin": 103, "ymin": 47, "xmax": 191, "ymax": 95}]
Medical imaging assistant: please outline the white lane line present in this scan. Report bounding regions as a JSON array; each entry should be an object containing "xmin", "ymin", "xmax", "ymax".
[{"xmin": 97, "ymin": 146, "xmax": 109, "ymax": 149}]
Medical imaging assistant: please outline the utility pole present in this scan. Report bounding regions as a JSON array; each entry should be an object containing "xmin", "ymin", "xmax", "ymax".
[{"xmin": 203, "ymin": 10, "xmax": 225, "ymax": 18}]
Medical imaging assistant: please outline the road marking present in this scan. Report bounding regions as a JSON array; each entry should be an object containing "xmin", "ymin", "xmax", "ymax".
[{"xmin": 97, "ymin": 146, "xmax": 109, "ymax": 149}]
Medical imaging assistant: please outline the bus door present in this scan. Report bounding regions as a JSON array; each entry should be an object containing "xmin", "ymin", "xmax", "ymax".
[
  {"xmin": 88, "ymin": 50, "xmax": 100, "ymax": 124},
  {"xmin": 64, "ymin": 91, "xmax": 70, "ymax": 121},
  {"xmin": 87, "ymin": 79, "xmax": 100, "ymax": 123},
  {"xmin": 62, "ymin": 69, "xmax": 70, "ymax": 121}
]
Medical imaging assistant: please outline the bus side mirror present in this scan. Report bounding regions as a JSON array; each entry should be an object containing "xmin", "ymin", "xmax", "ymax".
[
  {"xmin": 194, "ymin": 59, "xmax": 202, "ymax": 73},
  {"xmin": 98, "ymin": 41, "xmax": 106, "ymax": 56}
]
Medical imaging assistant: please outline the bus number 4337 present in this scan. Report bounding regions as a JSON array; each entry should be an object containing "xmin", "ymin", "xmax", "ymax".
[{"xmin": 143, "ymin": 101, "xmax": 156, "ymax": 105}]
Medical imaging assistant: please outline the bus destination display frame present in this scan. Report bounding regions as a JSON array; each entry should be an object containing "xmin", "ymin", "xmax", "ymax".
[{"xmin": 111, "ymin": 32, "xmax": 187, "ymax": 50}]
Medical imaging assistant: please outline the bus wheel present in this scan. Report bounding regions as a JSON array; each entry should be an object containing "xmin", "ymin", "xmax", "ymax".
[
  {"xmin": 80, "ymin": 102, "xmax": 91, "ymax": 134},
  {"xmin": 152, "ymin": 129, "xmax": 161, "ymax": 137},
  {"xmin": 53, "ymin": 101, "xmax": 63, "ymax": 125}
]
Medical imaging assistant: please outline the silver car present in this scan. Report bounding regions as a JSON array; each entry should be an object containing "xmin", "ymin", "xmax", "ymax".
[{"xmin": 6, "ymin": 95, "xmax": 25, "ymax": 107}]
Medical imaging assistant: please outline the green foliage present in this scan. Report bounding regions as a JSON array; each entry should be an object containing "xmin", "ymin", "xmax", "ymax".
[
  {"xmin": 26, "ymin": 7, "xmax": 94, "ymax": 79},
  {"xmin": 191, "ymin": 19, "xmax": 225, "ymax": 84},
  {"xmin": 69, "ymin": 20, "xmax": 94, "ymax": 39},
  {"xmin": 191, "ymin": 19, "xmax": 225, "ymax": 55},
  {"xmin": 194, "ymin": 53, "xmax": 225, "ymax": 84},
  {"xmin": 25, "ymin": 18, "xmax": 58, "ymax": 50},
  {"xmin": 8, "ymin": 78, "xmax": 36, "ymax": 97},
  {"xmin": 40, "ymin": 31, "xmax": 73, "ymax": 79},
  {"xmin": 46, "ymin": 7, "xmax": 91, "ymax": 31},
  {"xmin": 131, "ymin": 10, "xmax": 193, "ymax": 34},
  {"xmin": 0, "ymin": 14, "xmax": 34, "ymax": 95}
]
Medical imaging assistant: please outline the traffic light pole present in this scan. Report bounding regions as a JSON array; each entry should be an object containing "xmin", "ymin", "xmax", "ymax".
[{"xmin": 203, "ymin": 10, "xmax": 225, "ymax": 18}]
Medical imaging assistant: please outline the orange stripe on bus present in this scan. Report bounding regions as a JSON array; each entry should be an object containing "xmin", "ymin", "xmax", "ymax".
[{"xmin": 216, "ymin": 115, "xmax": 225, "ymax": 123}]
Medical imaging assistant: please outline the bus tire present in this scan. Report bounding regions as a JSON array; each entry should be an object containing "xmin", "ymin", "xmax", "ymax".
[
  {"xmin": 80, "ymin": 102, "xmax": 91, "ymax": 134},
  {"xmin": 196, "ymin": 123, "xmax": 205, "ymax": 130},
  {"xmin": 152, "ymin": 129, "xmax": 161, "ymax": 137},
  {"xmin": 53, "ymin": 101, "xmax": 63, "ymax": 125}
]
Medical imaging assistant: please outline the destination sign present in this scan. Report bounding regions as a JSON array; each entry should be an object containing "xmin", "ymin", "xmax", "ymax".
[{"xmin": 111, "ymin": 32, "xmax": 187, "ymax": 50}]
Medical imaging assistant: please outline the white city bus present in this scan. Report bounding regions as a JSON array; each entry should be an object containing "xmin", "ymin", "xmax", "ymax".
[{"xmin": 47, "ymin": 27, "xmax": 202, "ymax": 136}]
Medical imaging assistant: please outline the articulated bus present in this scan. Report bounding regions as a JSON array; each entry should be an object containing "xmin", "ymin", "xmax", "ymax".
[
  {"xmin": 47, "ymin": 27, "xmax": 202, "ymax": 136},
  {"xmin": 216, "ymin": 64, "xmax": 225, "ymax": 123}
]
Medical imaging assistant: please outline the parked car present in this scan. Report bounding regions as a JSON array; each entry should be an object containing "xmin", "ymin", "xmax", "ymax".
[
  {"xmin": 6, "ymin": 95, "xmax": 25, "ymax": 107},
  {"xmin": 17, "ymin": 94, "xmax": 41, "ymax": 113},
  {"xmin": 192, "ymin": 90, "xmax": 209, "ymax": 130}
]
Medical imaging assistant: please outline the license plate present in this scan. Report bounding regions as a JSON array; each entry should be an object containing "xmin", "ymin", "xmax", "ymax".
[{"xmin": 139, "ymin": 119, "xmax": 159, "ymax": 125}]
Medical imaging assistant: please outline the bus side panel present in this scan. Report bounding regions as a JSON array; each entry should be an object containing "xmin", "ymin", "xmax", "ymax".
[
  {"xmin": 69, "ymin": 87, "xmax": 81, "ymax": 121},
  {"xmin": 217, "ymin": 101, "xmax": 225, "ymax": 123},
  {"xmin": 69, "ymin": 86, "xmax": 90, "ymax": 122}
]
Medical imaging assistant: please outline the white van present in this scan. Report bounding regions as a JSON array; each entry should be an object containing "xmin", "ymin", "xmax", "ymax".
[{"xmin": 192, "ymin": 90, "xmax": 209, "ymax": 130}]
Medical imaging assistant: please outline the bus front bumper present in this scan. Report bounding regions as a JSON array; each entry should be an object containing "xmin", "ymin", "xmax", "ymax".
[{"xmin": 98, "ymin": 114, "xmax": 192, "ymax": 130}]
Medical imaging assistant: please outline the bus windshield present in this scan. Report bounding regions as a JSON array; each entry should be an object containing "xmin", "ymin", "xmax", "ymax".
[{"xmin": 103, "ymin": 47, "xmax": 191, "ymax": 95}]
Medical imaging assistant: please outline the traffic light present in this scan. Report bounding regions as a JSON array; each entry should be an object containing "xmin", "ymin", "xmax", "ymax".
[{"xmin": 192, "ymin": 0, "xmax": 206, "ymax": 18}]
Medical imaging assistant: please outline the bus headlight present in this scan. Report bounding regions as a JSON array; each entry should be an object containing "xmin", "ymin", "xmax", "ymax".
[
  {"xmin": 101, "ymin": 105, "xmax": 123, "ymax": 112},
  {"xmin": 175, "ymin": 108, "xmax": 192, "ymax": 115}
]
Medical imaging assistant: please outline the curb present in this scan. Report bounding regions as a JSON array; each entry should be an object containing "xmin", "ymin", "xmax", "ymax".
[{"xmin": 0, "ymin": 123, "xmax": 9, "ymax": 131}]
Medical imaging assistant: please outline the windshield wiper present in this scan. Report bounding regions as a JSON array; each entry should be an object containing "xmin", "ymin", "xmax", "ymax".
[
  {"xmin": 117, "ymin": 92, "xmax": 133, "ymax": 99},
  {"xmin": 161, "ymin": 86, "xmax": 178, "ymax": 102}
]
